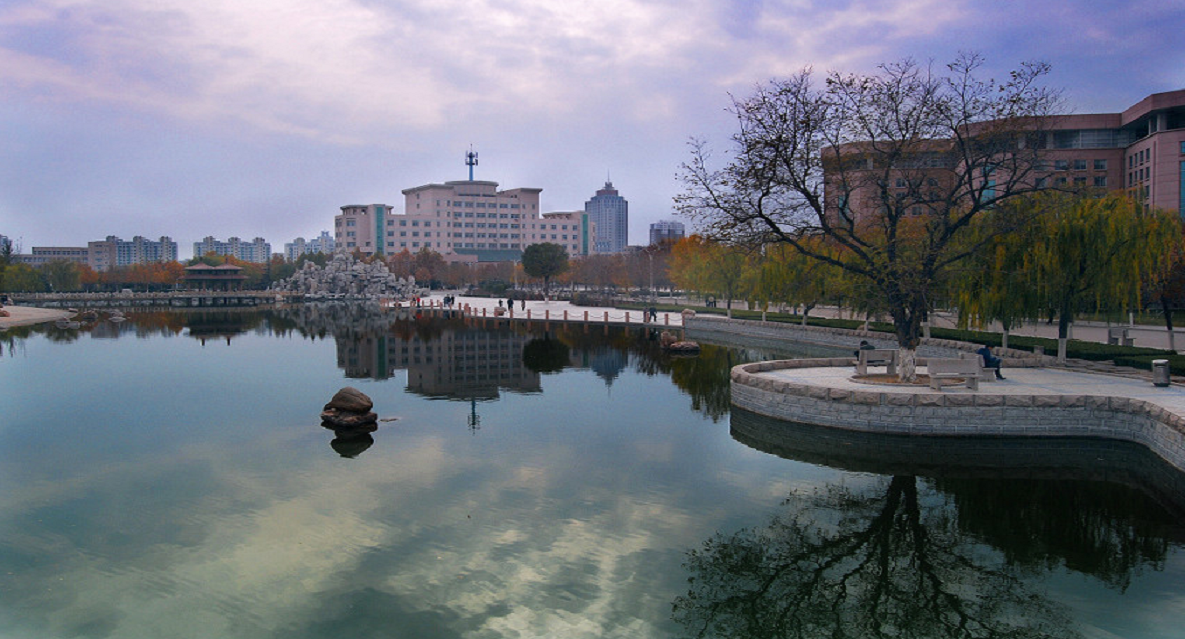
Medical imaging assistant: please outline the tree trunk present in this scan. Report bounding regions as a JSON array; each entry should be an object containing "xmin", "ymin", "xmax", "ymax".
[
  {"xmin": 1161, "ymin": 293, "xmax": 1176, "ymax": 354},
  {"xmin": 898, "ymin": 347, "xmax": 918, "ymax": 382},
  {"xmin": 1057, "ymin": 297, "xmax": 1072, "ymax": 364}
]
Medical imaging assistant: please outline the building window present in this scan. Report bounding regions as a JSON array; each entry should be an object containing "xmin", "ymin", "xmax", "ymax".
[
  {"xmin": 1073, "ymin": 159, "xmax": 1087, "ymax": 171},
  {"xmin": 1093, "ymin": 159, "xmax": 1108, "ymax": 171},
  {"xmin": 1054, "ymin": 160, "xmax": 1069, "ymax": 171},
  {"xmin": 1094, "ymin": 176, "xmax": 1107, "ymax": 187},
  {"xmin": 1180, "ymin": 162, "xmax": 1185, "ymax": 213}
]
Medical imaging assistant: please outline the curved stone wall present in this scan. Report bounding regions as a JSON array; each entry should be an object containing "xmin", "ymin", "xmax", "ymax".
[
  {"xmin": 686, "ymin": 315, "xmax": 1050, "ymax": 365},
  {"xmin": 731, "ymin": 358, "xmax": 1185, "ymax": 473}
]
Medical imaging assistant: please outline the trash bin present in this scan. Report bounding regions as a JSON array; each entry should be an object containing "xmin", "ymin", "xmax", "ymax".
[{"xmin": 1152, "ymin": 359, "xmax": 1170, "ymax": 387}]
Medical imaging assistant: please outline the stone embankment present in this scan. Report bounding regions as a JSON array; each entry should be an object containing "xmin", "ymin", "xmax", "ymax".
[
  {"xmin": 731, "ymin": 358, "xmax": 1185, "ymax": 472},
  {"xmin": 682, "ymin": 314, "xmax": 1185, "ymax": 472}
]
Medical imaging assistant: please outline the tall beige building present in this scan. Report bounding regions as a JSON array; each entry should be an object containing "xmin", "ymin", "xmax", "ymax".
[{"xmin": 334, "ymin": 179, "xmax": 592, "ymax": 262}]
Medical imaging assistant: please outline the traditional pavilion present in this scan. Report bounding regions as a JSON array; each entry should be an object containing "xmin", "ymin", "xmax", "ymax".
[{"xmin": 183, "ymin": 263, "xmax": 247, "ymax": 291}]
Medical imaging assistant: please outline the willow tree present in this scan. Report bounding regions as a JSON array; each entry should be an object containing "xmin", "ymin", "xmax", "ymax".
[
  {"xmin": 678, "ymin": 54, "xmax": 1060, "ymax": 380},
  {"xmin": 951, "ymin": 210, "xmax": 1044, "ymax": 349},
  {"xmin": 1020, "ymin": 191, "xmax": 1181, "ymax": 362},
  {"xmin": 669, "ymin": 235, "xmax": 751, "ymax": 315},
  {"xmin": 748, "ymin": 239, "xmax": 841, "ymax": 324}
]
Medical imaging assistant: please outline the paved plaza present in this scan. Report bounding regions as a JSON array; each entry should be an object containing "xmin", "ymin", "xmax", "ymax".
[{"xmin": 761, "ymin": 363, "xmax": 1185, "ymax": 417}]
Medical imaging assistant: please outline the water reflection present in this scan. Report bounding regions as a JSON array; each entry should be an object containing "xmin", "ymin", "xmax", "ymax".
[
  {"xmin": 325, "ymin": 424, "xmax": 377, "ymax": 458},
  {"xmin": 673, "ymin": 473, "xmax": 1082, "ymax": 639},
  {"xmin": 676, "ymin": 409, "xmax": 1185, "ymax": 638}
]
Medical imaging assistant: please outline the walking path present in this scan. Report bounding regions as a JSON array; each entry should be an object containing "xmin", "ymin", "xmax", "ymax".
[{"xmin": 423, "ymin": 293, "xmax": 685, "ymax": 328}]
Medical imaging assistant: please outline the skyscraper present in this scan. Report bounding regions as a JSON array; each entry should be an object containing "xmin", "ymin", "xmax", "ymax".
[
  {"xmin": 649, "ymin": 219, "xmax": 685, "ymax": 245},
  {"xmin": 585, "ymin": 181, "xmax": 628, "ymax": 254}
]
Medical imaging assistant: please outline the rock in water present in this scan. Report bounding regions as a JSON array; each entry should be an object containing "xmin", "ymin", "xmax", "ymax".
[
  {"xmin": 324, "ymin": 387, "xmax": 373, "ymax": 413},
  {"xmin": 320, "ymin": 408, "xmax": 379, "ymax": 430}
]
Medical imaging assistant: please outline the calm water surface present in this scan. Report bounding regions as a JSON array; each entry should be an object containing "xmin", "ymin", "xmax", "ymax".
[{"xmin": 3, "ymin": 307, "xmax": 1185, "ymax": 638}]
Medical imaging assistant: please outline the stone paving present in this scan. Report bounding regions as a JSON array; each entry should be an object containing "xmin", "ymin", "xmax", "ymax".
[
  {"xmin": 425, "ymin": 293, "xmax": 685, "ymax": 328},
  {"xmin": 763, "ymin": 364, "xmax": 1185, "ymax": 413}
]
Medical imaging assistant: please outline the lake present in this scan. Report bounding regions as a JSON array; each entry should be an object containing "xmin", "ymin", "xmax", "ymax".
[{"xmin": 3, "ymin": 307, "xmax": 1185, "ymax": 639}]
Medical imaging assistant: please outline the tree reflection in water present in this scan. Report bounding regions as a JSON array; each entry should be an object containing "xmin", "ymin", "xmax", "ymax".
[
  {"xmin": 673, "ymin": 475, "xmax": 1081, "ymax": 639},
  {"xmin": 677, "ymin": 411, "xmax": 1185, "ymax": 638}
]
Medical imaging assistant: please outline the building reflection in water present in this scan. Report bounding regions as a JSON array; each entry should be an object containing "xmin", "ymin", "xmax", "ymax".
[{"xmin": 335, "ymin": 327, "xmax": 543, "ymax": 400}]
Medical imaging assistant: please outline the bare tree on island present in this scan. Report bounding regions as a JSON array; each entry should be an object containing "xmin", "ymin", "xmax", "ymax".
[{"xmin": 678, "ymin": 54, "xmax": 1061, "ymax": 381}]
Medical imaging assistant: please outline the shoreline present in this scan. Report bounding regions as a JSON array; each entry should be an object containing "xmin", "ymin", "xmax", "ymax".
[{"xmin": 0, "ymin": 305, "xmax": 76, "ymax": 329}]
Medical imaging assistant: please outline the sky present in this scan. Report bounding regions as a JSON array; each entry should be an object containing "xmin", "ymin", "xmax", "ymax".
[{"xmin": 1, "ymin": 0, "xmax": 1183, "ymax": 260}]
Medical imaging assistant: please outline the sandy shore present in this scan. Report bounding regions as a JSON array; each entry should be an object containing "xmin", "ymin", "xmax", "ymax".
[{"xmin": 0, "ymin": 305, "xmax": 76, "ymax": 329}]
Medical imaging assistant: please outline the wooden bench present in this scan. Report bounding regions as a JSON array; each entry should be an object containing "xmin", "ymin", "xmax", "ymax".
[
  {"xmin": 926, "ymin": 357, "xmax": 980, "ymax": 391},
  {"xmin": 1107, "ymin": 327, "xmax": 1135, "ymax": 347},
  {"xmin": 856, "ymin": 349, "xmax": 898, "ymax": 376}
]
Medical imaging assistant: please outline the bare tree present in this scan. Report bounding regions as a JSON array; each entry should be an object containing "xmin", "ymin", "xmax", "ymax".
[{"xmin": 679, "ymin": 54, "xmax": 1060, "ymax": 380}]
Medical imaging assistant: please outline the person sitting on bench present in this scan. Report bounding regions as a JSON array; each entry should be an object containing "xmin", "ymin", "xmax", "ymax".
[
  {"xmin": 976, "ymin": 345, "xmax": 1005, "ymax": 380},
  {"xmin": 854, "ymin": 340, "xmax": 874, "ymax": 357}
]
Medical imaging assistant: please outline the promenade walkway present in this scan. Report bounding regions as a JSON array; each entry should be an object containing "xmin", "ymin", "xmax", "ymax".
[
  {"xmin": 423, "ymin": 293, "xmax": 685, "ymax": 328},
  {"xmin": 762, "ymin": 363, "xmax": 1185, "ymax": 412}
]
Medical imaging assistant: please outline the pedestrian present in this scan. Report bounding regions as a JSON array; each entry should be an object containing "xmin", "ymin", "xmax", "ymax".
[
  {"xmin": 976, "ymin": 344, "xmax": 1005, "ymax": 380},
  {"xmin": 521, "ymin": 299, "xmax": 526, "ymax": 311},
  {"xmin": 854, "ymin": 340, "xmax": 874, "ymax": 357}
]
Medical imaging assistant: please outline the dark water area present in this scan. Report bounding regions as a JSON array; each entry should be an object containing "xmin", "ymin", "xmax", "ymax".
[{"xmin": 2, "ymin": 307, "xmax": 1184, "ymax": 638}]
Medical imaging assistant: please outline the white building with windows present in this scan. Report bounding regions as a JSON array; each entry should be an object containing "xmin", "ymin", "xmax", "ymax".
[{"xmin": 334, "ymin": 179, "xmax": 592, "ymax": 262}]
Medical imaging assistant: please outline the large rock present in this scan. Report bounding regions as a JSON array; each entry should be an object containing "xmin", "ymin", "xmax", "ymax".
[
  {"xmin": 324, "ymin": 386, "xmax": 373, "ymax": 413},
  {"xmin": 320, "ymin": 408, "xmax": 378, "ymax": 430}
]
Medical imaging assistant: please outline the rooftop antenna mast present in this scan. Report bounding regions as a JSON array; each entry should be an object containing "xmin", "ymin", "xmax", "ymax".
[{"xmin": 466, "ymin": 146, "xmax": 479, "ymax": 181}]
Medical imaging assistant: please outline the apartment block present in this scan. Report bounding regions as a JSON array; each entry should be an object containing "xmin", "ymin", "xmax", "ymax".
[
  {"xmin": 193, "ymin": 236, "xmax": 272, "ymax": 264},
  {"xmin": 284, "ymin": 231, "xmax": 335, "ymax": 262}
]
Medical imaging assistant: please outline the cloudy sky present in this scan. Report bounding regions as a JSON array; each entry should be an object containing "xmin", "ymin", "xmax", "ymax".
[{"xmin": 1, "ymin": 0, "xmax": 1182, "ymax": 259}]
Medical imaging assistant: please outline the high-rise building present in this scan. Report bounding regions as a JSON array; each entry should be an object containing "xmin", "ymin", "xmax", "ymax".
[
  {"xmin": 399, "ymin": 181, "xmax": 591, "ymax": 261},
  {"xmin": 649, "ymin": 219, "xmax": 685, "ymax": 245},
  {"xmin": 585, "ymin": 181, "xmax": 628, "ymax": 254},
  {"xmin": 193, "ymin": 236, "xmax": 271, "ymax": 263},
  {"xmin": 284, "ymin": 231, "xmax": 334, "ymax": 262},
  {"xmin": 87, "ymin": 236, "xmax": 178, "ymax": 271},
  {"xmin": 333, "ymin": 155, "xmax": 593, "ymax": 262}
]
